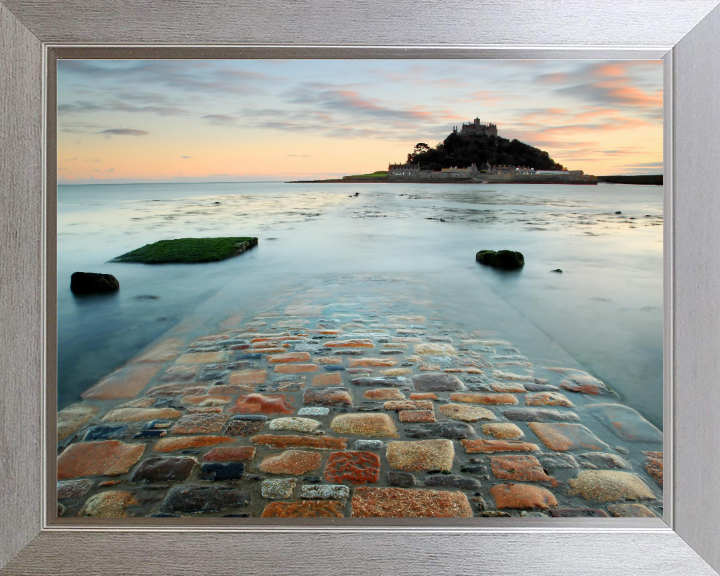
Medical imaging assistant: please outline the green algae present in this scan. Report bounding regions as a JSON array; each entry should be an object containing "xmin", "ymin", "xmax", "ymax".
[{"xmin": 112, "ymin": 237, "xmax": 258, "ymax": 264}]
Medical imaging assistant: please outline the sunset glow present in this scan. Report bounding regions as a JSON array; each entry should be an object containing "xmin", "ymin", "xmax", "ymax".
[{"xmin": 57, "ymin": 60, "xmax": 663, "ymax": 183}]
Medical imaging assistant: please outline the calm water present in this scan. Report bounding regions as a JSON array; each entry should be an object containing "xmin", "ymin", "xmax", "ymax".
[{"xmin": 57, "ymin": 181, "xmax": 663, "ymax": 427}]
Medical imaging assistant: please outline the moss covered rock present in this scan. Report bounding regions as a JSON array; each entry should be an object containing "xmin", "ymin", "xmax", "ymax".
[
  {"xmin": 113, "ymin": 237, "xmax": 258, "ymax": 264},
  {"xmin": 476, "ymin": 250, "xmax": 524, "ymax": 269},
  {"xmin": 70, "ymin": 272, "xmax": 120, "ymax": 294}
]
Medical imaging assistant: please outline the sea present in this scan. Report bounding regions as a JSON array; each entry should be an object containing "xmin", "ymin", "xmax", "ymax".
[{"xmin": 57, "ymin": 181, "xmax": 663, "ymax": 427}]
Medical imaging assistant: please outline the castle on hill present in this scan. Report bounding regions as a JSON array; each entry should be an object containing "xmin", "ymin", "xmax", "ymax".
[{"xmin": 453, "ymin": 117, "xmax": 498, "ymax": 138}]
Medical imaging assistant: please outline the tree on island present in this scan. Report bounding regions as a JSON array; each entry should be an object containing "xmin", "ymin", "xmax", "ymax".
[{"xmin": 406, "ymin": 130, "xmax": 565, "ymax": 171}]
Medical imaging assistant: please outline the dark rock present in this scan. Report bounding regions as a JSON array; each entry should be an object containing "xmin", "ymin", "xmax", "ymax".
[
  {"xmin": 83, "ymin": 424, "xmax": 130, "ymax": 441},
  {"xmin": 425, "ymin": 474, "xmax": 482, "ymax": 490},
  {"xmin": 427, "ymin": 335, "xmax": 453, "ymax": 343},
  {"xmin": 303, "ymin": 387, "xmax": 353, "ymax": 406},
  {"xmin": 551, "ymin": 269, "xmax": 563, "ymax": 273},
  {"xmin": 615, "ymin": 211, "xmax": 622, "ymax": 214},
  {"xmin": 388, "ymin": 471, "xmax": 416, "ymax": 487},
  {"xmin": 225, "ymin": 414, "xmax": 267, "ymax": 436},
  {"xmin": 130, "ymin": 456, "xmax": 196, "ymax": 483},
  {"xmin": 524, "ymin": 382, "xmax": 560, "ymax": 392},
  {"xmin": 70, "ymin": 272, "xmax": 120, "ymax": 294},
  {"xmin": 460, "ymin": 465, "xmax": 487, "ymax": 475},
  {"xmin": 198, "ymin": 371, "xmax": 227, "ymax": 381},
  {"xmin": 475, "ymin": 250, "xmax": 524, "ymax": 269},
  {"xmin": 579, "ymin": 452, "xmax": 631, "ymax": 470},
  {"xmin": 539, "ymin": 453, "xmax": 578, "ymax": 470},
  {"xmin": 351, "ymin": 377, "xmax": 405, "ymax": 387},
  {"xmin": 380, "ymin": 350, "xmax": 404, "ymax": 355},
  {"xmin": 57, "ymin": 478, "xmax": 94, "ymax": 500},
  {"xmin": 200, "ymin": 462, "xmax": 245, "ymax": 481},
  {"xmin": 404, "ymin": 421, "xmax": 475, "ymax": 439},
  {"xmin": 357, "ymin": 402, "xmax": 382, "ymax": 412},
  {"xmin": 235, "ymin": 353, "xmax": 263, "ymax": 360},
  {"xmin": 303, "ymin": 476, "xmax": 323, "ymax": 484},
  {"xmin": 159, "ymin": 485, "xmax": 250, "ymax": 514},
  {"xmin": 412, "ymin": 373, "xmax": 465, "ymax": 392},
  {"xmin": 502, "ymin": 408, "xmax": 580, "ymax": 422},
  {"xmin": 323, "ymin": 365, "xmax": 346, "ymax": 372},
  {"xmin": 226, "ymin": 361, "xmax": 258, "ymax": 370},
  {"xmin": 134, "ymin": 429, "xmax": 167, "ymax": 439},
  {"xmin": 333, "ymin": 349, "xmax": 365, "ymax": 355},
  {"xmin": 550, "ymin": 508, "xmax": 610, "ymax": 518}
]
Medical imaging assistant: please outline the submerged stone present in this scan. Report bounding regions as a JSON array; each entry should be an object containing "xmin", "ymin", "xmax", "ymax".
[
  {"xmin": 424, "ymin": 474, "xmax": 482, "ymax": 490},
  {"xmin": 586, "ymin": 403, "xmax": 663, "ymax": 443},
  {"xmin": 58, "ymin": 440, "xmax": 145, "ymax": 479},
  {"xmin": 386, "ymin": 439, "xmax": 454, "ymax": 472},
  {"xmin": 324, "ymin": 451, "xmax": 381, "ymax": 485},
  {"xmin": 261, "ymin": 478, "xmax": 297, "ymax": 499},
  {"xmin": 568, "ymin": 470, "xmax": 656, "ymax": 502},
  {"xmin": 481, "ymin": 423, "xmax": 524, "ymax": 439},
  {"xmin": 200, "ymin": 462, "xmax": 245, "ymax": 481},
  {"xmin": 528, "ymin": 423, "xmax": 609, "ymax": 452},
  {"xmin": 78, "ymin": 491, "xmax": 138, "ymax": 517},
  {"xmin": 412, "ymin": 373, "xmax": 464, "ymax": 392},
  {"xmin": 403, "ymin": 421, "xmax": 474, "ymax": 440},
  {"xmin": 330, "ymin": 413, "xmax": 399, "ymax": 438},
  {"xmin": 130, "ymin": 456, "xmax": 197, "ymax": 483},
  {"xmin": 351, "ymin": 487, "xmax": 472, "ymax": 517},
  {"xmin": 83, "ymin": 424, "xmax": 130, "ymax": 441},
  {"xmin": 300, "ymin": 484, "xmax": 350, "ymax": 500},
  {"xmin": 259, "ymin": 450, "xmax": 323, "ymax": 476},
  {"xmin": 502, "ymin": 408, "xmax": 580, "ymax": 422},
  {"xmin": 387, "ymin": 471, "xmax": 416, "ymax": 487},
  {"xmin": 160, "ymin": 485, "xmax": 250, "ymax": 514},
  {"xmin": 58, "ymin": 404, "xmax": 99, "ymax": 442},
  {"xmin": 439, "ymin": 403, "xmax": 495, "ymax": 422},
  {"xmin": 475, "ymin": 250, "xmax": 525, "ymax": 269},
  {"xmin": 490, "ymin": 484, "xmax": 557, "ymax": 510},
  {"xmin": 261, "ymin": 500, "xmax": 344, "ymax": 518}
]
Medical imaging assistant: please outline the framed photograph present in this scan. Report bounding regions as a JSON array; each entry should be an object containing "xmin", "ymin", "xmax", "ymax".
[{"xmin": 2, "ymin": 1, "xmax": 720, "ymax": 574}]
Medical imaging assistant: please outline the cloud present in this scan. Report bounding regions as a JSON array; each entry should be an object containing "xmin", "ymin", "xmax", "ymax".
[
  {"xmin": 201, "ymin": 114, "xmax": 236, "ymax": 126},
  {"xmin": 99, "ymin": 129, "xmax": 148, "ymax": 136},
  {"xmin": 286, "ymin": 154, "xmax": 309, "ymax": 157},
  {"xmin": 65, "ymin": 157, "xmax": 78, "ymax": 161},
  {"xmin": 180, "ymin": 155, "xmax": 193, "ymax": 159},
  {"xmin": 59, "ymin": 100, "xmax": 188, "ymax": 117}
]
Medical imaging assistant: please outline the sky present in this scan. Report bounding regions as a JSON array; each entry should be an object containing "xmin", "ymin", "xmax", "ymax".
[{"xmin": 56, "ymin": 59, "xmax": 663, "ymax": 184}]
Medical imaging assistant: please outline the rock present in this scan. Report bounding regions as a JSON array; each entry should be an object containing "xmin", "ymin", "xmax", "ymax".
[
  {"xmin": 413, "ymin": 343, "xmax": 457, "ymax": 356},
  {"xmin": 200, "ymin": 462, "xmax": 245, "ymax": 481},
  {"xmin": 568, "ymin": 471, "xmax": 656, "ymax": 502},
  {"xmin": 251, "ymin": 434, "xmax": 347, "ymax": 450},
  {"xmin": 502, "ymin": 408, "xmax": 580, "ymax": 422},
  {"xmin": 557, "ymin": 371, "xmax": 616, "ymax": 396},
  {"xmin": 388, "ymin": 471, "xmax": 417, "ymax": 487},
  {"xmin": 363, "ymin": 388, "xmax": 405, "ymax": 400},
  {"xmin": 311, "ymin": 372, "xmax": 343, "ymax": 386},
  {"xmin": 261, "ymin": 500, "xmax": 344, "ymax": 517},
  {"xmin": 528, "ymin": 423, "xmax": 609, "ymax": 452},
  {"xmin": 176, "ymin": 351, "xmax": 230, "ymax": 364},
  {"xmin": 171, "ymin": 413, "xmax": 230, "ymax": 434},
  {"xmin": 153, "ymin": 435, "xmax": 234, "ymax": 452},
  {"xmin": 324, "ymin": 451, "xmax": 381, "ymax": 484},
  {"xmin": 70, "ymin": 272, "xmax": 119, "ymax": 294},
  {"xmin": 524, "ymin": 382, "xmax": 560, "ymax": 392},
  {"xmin": 261, "ymin": 478, "xmax": 297, "ymax": 499},
  {"xmin": 229, "ymin": 393, "xmax": 295, "ymax": 415},
  {"xmin": 229, "ymin": 370, "xmax": 267, "ymax": 385},
  {"xmin": 449, "ymin": 392, "xmax": 517, "ymax": 405},
  {"xmin": 409, "ymin": 392, "xmax": 438, "ymax": 400},
  {"xmin": 355, "ymin": 439, "xmax": 383, "ymax": 450},
  {"xmin": 491, "ymin": 382, "xmax": 527, "ymax": 393},
  {"xmin": 83, "ymin": 424, "xmax": 130, "ymax": 442},
  {"xmin": 399, "ymin": 410, "xmax": 436, "ymax": 423},
  {"xmin": 259, "ymin": 450, "xmax": 323, "ymax": 475},
  {"xmin": 384, "ymin": 400, "xmax": 434, "ymax": 411},
  {"xmin": 540, "ymin": 453, "xmax": 579, "ymax": 470},
  {"xmin": 349, "ymin": 358, "xmax": 397, "ymax": 367},
  {"xmin": 424, "ymin": 474, "xmax": 482, "ymax": 490},
  {"xmin": 607, "ymin": 503, "xmax": 657, "ymax": 517},
  {"xmin": 268, "ymin": 352, "xmax": 312, "ymax": 364},
  {"xmin": 439, "ymin": 403, "xmax": 495, "ymax": 422},
  {"xmin": 460, "ymin": 438, "xmax": 539, "ymax": 453},
  {"xmin": 551, "ymin": 269, "xmax": 563, "ymax": 273},
  {"xmin": 57, "ymin": 478, "xmax": 94, "ymax": 500},
  {"xmin": 225, "ymin": 414, "xmax": 267, "ymax": 436},
  {"xmin": 160, "ymin": 485, "xmax": 250, "ymax": 514},
  {"xmin": 274, "ymin": 363, "xmax": 319, "ymax": 374},
  {"xmin": 330, "ymin": 413, "xmax": 399, "ymax": 437},
  {"xmin": 490, "ymin": 484, "xmax": 557, "ymax": 510},
  {"xmin": 268, "ymin": 417, "xmax": 321, "ymax": 433},
  {"xmin": 58, "ymin": 404, "xmax": 99, "ymax": 442},
  {"xmin": 579, "ymin": 452, "xmax": 630, "ymax": 470},
  {"xmin": 351, "ymin": 377, "xmax": 404, "ymax": 387},
  {"xmin": 202, "ymin": 447, "xmax": 256, "ymax": 462},
  {"xmin": 58, "ymin": 440, "xmax": 145, "ymax": 479},
  {"xmin": 300, "ymin": 484, "xmax": 350, "ymax": 500},
  {"xmin": 101, "ymin": 407, "xmax": 182, "ymax": 423},
  {"xmin": 130, "ymin": 456, "xmax": 196, "ymax": 483},
  {"xmin": 303, "ymin": 387, "xmax": 353, "ymax": 406},
  {"xmin": 147, "ymin": 384, "xmax": 205, "ymax": 398},
  {"xmin": 550, "ymin": 508, "xmax": 609, "ymax": 518},
  {"xmin": 83, "ymin": 364, "xmax": 162, "ymax": 401},
  {"xmin": 412, "ymin": 373, "xmax": 464, "ymax": 392},
  {"xmin": 298, "ymin": 407, "xmax": 330, "ymax": 416},
  {"xmin": 525, "ymin": 392, "xmax": 574, "ymax": 407},
  {"xmin": 386, "ymin": 439, "xmax": 454, "ymax": 472},
  {"xmin": 475, "ymin": 250, "xmax": 525, "ymax": 269},
  {"xmin": 490, "ymin": 455, "xmax": 555, "ymax": 484},
  {"xmin": 351, "ymin": 487, "xmax": 472, "ymax": 517},
  {"xmin": 481, "ymin": 423, "xmax": 524, "ymax": 439},
  {"xmin": 404, "ymin": 421, "xmax": 474, "ymax": 440},
  {"xmin": 586, "ymin": 404, "xmax": 663, "ymax": 443},
  {"xmin": 643, "ymin": 451, "xmax": 663, "ymax": 486},
  {"xmin": 323, "ymin": 339, "xmax": 375, "ymax": 348},
  {"xmin": 181, "ymin": 395, "xmax": 231, "ymax": 407},
  {"xmin": 78, "ymin": 491, "xmax": 138, "ymax": 517}
]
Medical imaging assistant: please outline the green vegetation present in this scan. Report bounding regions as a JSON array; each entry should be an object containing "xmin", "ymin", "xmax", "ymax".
[
  {"xmin": 407, "ymin": 132, "xmax": 564, "ymax": 171},
  {"xmin": 342, "ymin": 171, "xmax": 389, "ymax": 180},
  {"xmin": 476, "ymin": 250, "xmax": 525, "ymax": 269},
  {"xmin": 112, "ymin": 237, "xmax": 258, "ymax": 264},
  {"xmin": 598, "ymin": 175, "xmax": 663, "ymax": 185}
]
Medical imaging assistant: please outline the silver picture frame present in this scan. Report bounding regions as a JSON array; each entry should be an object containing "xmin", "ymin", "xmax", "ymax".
[{"xmin": 1, "ymin": 0, "xmax": 719, "ymax": 573}]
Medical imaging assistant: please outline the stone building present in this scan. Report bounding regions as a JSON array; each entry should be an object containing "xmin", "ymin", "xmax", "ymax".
[{"xmin": 453, "ymin": 117, "xmax": 498, "ymax": 138}]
